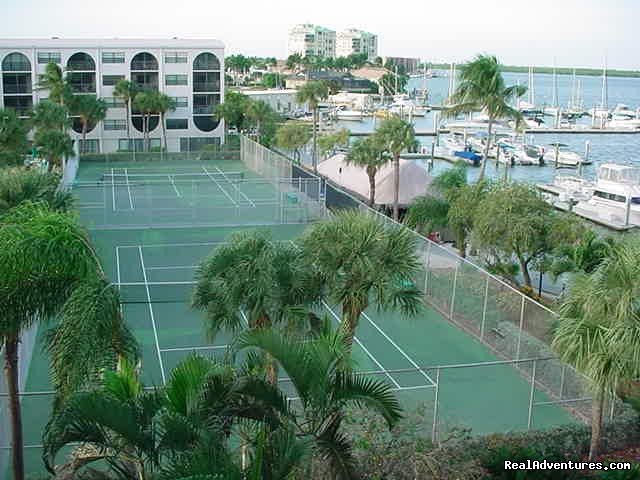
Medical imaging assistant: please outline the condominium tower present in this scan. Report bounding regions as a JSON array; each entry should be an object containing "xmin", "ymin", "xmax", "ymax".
[
  {"xmin": 0, "ymin": 38, "xmax": 225, "ymax": 153},
  {"xmin": 336, "ymin": 29, "xmax": 378, "ymax": 60},
  {"xmin": 287, "ymin": 24, "xmax": 336, "ymax": 58}
]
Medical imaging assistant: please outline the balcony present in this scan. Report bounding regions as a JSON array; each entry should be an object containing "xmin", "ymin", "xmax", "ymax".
[
  {"xmin": 70, "ymin": 82, "xmax": 96, "ymax": 94},
  {"xmin": 2, "ymin": 83, "xmax": 32, "ymax": 95},
  {"xmin": 193, "ymin": 105, "xmax": 214, "ymax": 115},
  {"xmin": 193, "ymin": 82, "xmax": 219, "ymax": 92},
  {"xmin": 131, "ymin": 60, "xmax": 158, "ymax": 71},
  {"xmin": 3, "ymin": 61, "xmax": 31, "ymax": 72}
]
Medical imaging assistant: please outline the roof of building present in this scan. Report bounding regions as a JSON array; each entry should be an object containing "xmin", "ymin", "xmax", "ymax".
[
  {"xmin": 318, "ymin": 154, "xmax": 433, "ymax": 206},
  {"xmin": 0, "ymin": 38, "xmax": 225, "ymax": 49},
  {"xmin": 350, "ymin": 66, "xmax": 389, "ymax": 82}
]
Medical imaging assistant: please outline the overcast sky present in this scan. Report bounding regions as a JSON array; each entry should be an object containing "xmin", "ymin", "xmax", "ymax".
[{"xmin": 4, "ymin": 0, "xmax": 638, "ymax": 69}]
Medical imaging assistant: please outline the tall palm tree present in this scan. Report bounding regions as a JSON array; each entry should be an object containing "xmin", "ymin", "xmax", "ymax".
[
  {"xmin": 446, "ymin": 54, "xmax": 527, "ymax": 180},
  {"xmin": 296, "ymin": 81, "xmax": 329, "ymax": 172},
  {"xmin": 0, "ymin": 108, "xmax": 29, "ymax": 166},
  {"xmin": 32, "ymin": 100, "xmax": 70, "ymax": 132},
  {"xmin": 133, "ymin": 91, "xmax": 158, "ymax": 152},
  {"xmin": 192, "ymin": 230, "xmax": 323, "ymax": 383},
  {"xmin": 113, "ymin": 79, "xmax": 138, "ymax": 147},
  {"xmin": 344, "ymin": 136, "xmax": 388, "ymax": 207},
  {"xmin": 236, "ymin": 328, "xmax": 403, "ymax": 479},
  {"xmin": 300, "ymin": 210, "xmax": 423, "ymax": 351},
  {"xmin": 156, "ymin": 92, "xmax": 176, "ymax": 152},
  {"xmin": 0, "ymin": 202, "xmax": 137, "ymax": 480},
  {"xmin": 552, "ymin": 238, "xmax": 640, "ymax": 461},
  {"xmin": 246, "ymin": 100, "xmax": 274, "ymax": 141},
  {"xmin": 70, "ymin": 95, "xmax": 108, "ymax": 153},
  {"xmin": 372, "ymin": 116, "xmax": 418, "ymax": 221},
  {"xmin": 275, "ymin": 122, "xmax": 311, "ymax": 162},
  {"xmin": 36, "ymin": 62, "xmax": 72, "ymax": 106}
]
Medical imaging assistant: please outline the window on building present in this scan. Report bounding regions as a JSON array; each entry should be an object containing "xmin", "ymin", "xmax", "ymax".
[
  {"xmin": 103, "ymin": 74, "xmax": 125, "ymax": 86},
  {"xmin": 37, "ymin": 52, "xmax": 61, "ymax": 64},
  {"xmin": 102, "ymin": 52, "xmax": 125, "ymax": 63},
  {"xmin": 79, "ymin": 139, "xmax": 100, "ymax": 154},
  {"xmin": 165, "ymin": 74, "xmax": 188, "ymax": 86},
  {"xmin": 166, "ymin": 118, "xmax": 188, "ymax": 129},
  {"xmin": 103, "ymin": 97, "xmax": 125, "ymax": 108},
  {"xmin": 164, "ymin": 52, "xmax": 188, "ymax": 63},
  {"xmin": 103, "ymin": 119, "xmax": 127, "ymax": 131},
  {"xmin": 119, "ymin": 138, "xmax": 161, "ymax": 152},
  {"xmin": 171, "ymin": 96, "xmax": 188, "ymax": 107}
]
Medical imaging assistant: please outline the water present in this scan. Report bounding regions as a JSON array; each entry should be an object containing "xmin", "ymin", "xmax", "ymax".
[{"xmin": 333, "ymin": 70, "xmax": 640, "ymax": 185}]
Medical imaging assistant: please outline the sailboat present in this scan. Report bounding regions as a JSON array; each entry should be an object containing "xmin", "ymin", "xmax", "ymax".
[
  {"xmin": 565, "ymin": 70, "xmax": 586, "ymax": 119},
  {"xmin": 590, "ymin": 57, "xmax": 610, "ymax": 124},
  {"xmin": 543, "ymin": 61, "xmax": 561, "ymax": 120}
]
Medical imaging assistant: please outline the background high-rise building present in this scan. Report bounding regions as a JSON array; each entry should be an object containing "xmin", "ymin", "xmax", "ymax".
[
  {"xmin": 287, "ymin": 24, "xmax": 336, "ymax": 58},
  {"xmin": 336, "ymin": 29, "xmax": 378, "ymax": 60}
]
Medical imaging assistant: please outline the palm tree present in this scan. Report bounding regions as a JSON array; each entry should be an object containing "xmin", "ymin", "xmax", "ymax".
[
  {"xmin": 0, "ymin": 202, "xmax": 137, "ymax": 480},
  {"xmin": 275, "ymin": 122, "xmax": 311, "ymax": 162},
  {"xmin": 246, "ymin": 100, "xmax": 274, "ymax": 141},
  {"xmin": 296, "ymin": 81, "xmax": 329, "ymax": 172},
  {"xmin": 300, "ymin": 210, "xmax": 423, "ymax": 350},
  {"xmin": 113, "ymin": 79, "xmax": 138, "ymax": 147},
  {"xmin": 372, "ymin": 116, "xmax": 418, "ymax": 221},
  {"xmin": 70, "ymin": 95, "xmax": 108, "ymax": 153},
  {"xmin": 344, "ymin": 136, "xmax": 388, "ymax": 207},
  {"xmin": 0, "ymin": 108, "xmax": 29, "ymax": 166},
  {"xmin": 44, "ymin": 354, "xmax": 307, "ymax": 479},
  {"xmin": 236, "ymin": 328, "xmax": 403, "ymax": 479},
  {"xmin": 37, "ymin": 62, "xmax": 72, "ymax": 106},
  {"xmin": 155, "ymin": 92, "xmax": 176, "ymax": 152},
  {"xmin": 34, "ymin": 129, "xmax": 74, "ymax": 172},
  {"xmin": 32, "ymin": 100, "xmax": 70, "ymax": 132},
  {"xmin": 552, "ymin": 238, "xmax": 640, "ymax": 460},
  {"xmin": 0, "ymin": 167, "xmax": 73, "ymax": 214},
  {"xmin": 192, "ymin": 230, "xmax": 323, "ymax": 383},
  {"xmin": 446, "ymin": 54, "xmax": 527, "ymax": 180},
  {"xmin": 133, "ymin": 91, "xmax": 158, "ymax": 152}
]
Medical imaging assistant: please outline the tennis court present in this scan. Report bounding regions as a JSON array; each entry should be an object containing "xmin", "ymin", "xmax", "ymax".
[{"xmin": 2, "ymin": 139, "xmax": 586, "ymax": 477}]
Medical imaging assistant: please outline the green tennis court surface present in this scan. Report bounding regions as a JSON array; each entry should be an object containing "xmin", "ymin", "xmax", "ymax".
[{"xmin": 7, "ymin": 156, "xmax": 576, "ymax": 477}]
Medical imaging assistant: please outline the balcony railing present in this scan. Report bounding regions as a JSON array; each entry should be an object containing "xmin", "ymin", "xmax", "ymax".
[
  {"xmin": 193, "ymin": 82, "xmax": 219, "ymax": 92},
  {"xmin": 67, "ymin": 61, "xmax": 95, "ymax": 71},
  {"xmin": 193, "ymin": 105, "xmax": 214, "ymax": 114},
  {"xmin": 70, "ymin": 83, "xmax": 96, "ymax": 93},
  {"xmin": 2, "ymin": 61, "xmax": 31, "ymax": 72},
  {"xmin": 131, "ymin": 61, "xmax": 158, "ymax": 71},
  {"xmin": 2, "ymin": 84, "xmax": 32, "ymax": 94},
  {"xmin": 193, "ymin": 61, "xmax": 220, "ymax": 71}
]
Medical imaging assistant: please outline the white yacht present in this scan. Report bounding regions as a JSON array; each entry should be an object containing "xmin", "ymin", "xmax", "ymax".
[
  {"xmin": 575, "ymin": 164, "xmax": 640, "ymax": 226},
  {"xmin": 537, "ymin": 175, "xmax": 595, "ymax": 208},
  {"xmin": 543, "ymin": 143, "xmax": 589, "ymax": 167},
  {"xmin": 611, "ymin": 104, "xmax": 637, "ymax": 119},
  {"xmin": 388, "ymin": 95, "xmax": 429, "ymax": 117},
  {"xmin": 334, "ymin": 107, "xmax": 364, "ymax": 121}
]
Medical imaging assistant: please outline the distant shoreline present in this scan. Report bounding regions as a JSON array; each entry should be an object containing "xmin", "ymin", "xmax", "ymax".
[{"xmin": 428, "ymin": 63, "xmax": 640, "ymax": 79}]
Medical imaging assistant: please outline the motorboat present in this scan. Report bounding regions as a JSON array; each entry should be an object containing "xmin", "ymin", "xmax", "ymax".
[
  {"xmin": 388, "ymin": 95, "xmax": 429, "ymax": 117},
  {"xmin": 611, "ymin": 104, "xmax": 637, "ymax": 120},
  {"xmin": 334, "ymin": 106, "xmax": 364, "ymax": 121},
  {"xmin": 543, "ymin": 143, "xmax": 590, "ymax": 167},
  {"xmin": 537, "ymin": 175, "xmax": 595, "ymax": 208},
  {"xmin": 574, "ymin": 164, "xmax": 640, "ymax": 226},
  {"xmin": 496, "ymin": 137, "xmax": 544, "ymax": 166},
  {"xmin": 441, "ymin": 135, "xmax": 482, "ymax": 166}
]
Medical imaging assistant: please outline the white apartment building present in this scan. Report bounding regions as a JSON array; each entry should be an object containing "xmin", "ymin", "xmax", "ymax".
[
  {"xmin": 287, "ymin": 25, "xmax": 336, "ymax": 58},
  {"xmin": 0, "ymin": 38, "xmax": 225, "ymax": 153},
  {"xmin": 336, "ymin": 29, "xmax": 378, "ymax": 60}
]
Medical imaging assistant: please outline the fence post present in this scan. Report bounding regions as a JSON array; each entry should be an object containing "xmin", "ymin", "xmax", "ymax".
[
  {"xmin": 424, "ymin": 241, "xmax": 432, "ymax": 297},
  {"xmin": 527, "ymin": 359, "xmax": 537, "ymax": 430},
  {"xmin": 609, "ymin": 393, "xmax": 616, "ymax": 422},
  {"xmin": 431, "ymin": 367, "xmax": 441, "ymax": 443},
  {"xmin": 516, "ymin": 296, "xmax": 525, "ymax": 360},
  {"xmin": 449, "ymin": 261, "xmax": 459, "ymax": 319},
  {"xmin": 559, "ymin": 364, "xmax": 566, "ymax": 399},
  {"xmin": 480, "ymin": 276, "xmax": 489, "ymax": 341}
]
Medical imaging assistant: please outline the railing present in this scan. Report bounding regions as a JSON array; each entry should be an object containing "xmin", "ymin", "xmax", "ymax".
[
  {"xmin": 2, "ymin": 84, "xmax": 32, "ymax": 94},
  {"xmin": 131, "ymin": 61, "xmax": 158, "ymax": 71},
  {"xmin": 193, "ymin": 105, "xmax": 214, "ymax": 115},
  {"xmin": 67, "ymin": 61, "xmax": 95, "ymax": 71},
  {"xmin": 2, "ymin": 61, "xmax": 31, "ymax": 72},
  {"xmin": 193, "ymin": 82, "xmax": 219, "ymax": 92}
]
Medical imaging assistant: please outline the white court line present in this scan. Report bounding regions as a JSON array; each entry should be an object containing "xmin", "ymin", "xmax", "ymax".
[
  {"xmin": 111, "ymin": 168, "xmax": 116, "ymax": 212},
  {"xmin": 202, "ymin": 166, "xmax": 237, "ymax": 206},
  {"xmin": 361, "ymin": 311, "xmax": 436, "ymax": 386},
  {"xmin": 214, "ymin": 166, "xmax": 255, "ymax": 207},
  {"xmin": 321, "ymin": 301, "xmax": 401, "ymax": 389},
  {"xmin": 145, "ymin": 265, "xmax": 198, "ymax": 270},
  {"xmin": 119, "ymin": 240, "xmax": 228, "ymax": 249},
  {"xmin": 124, "ymin": 168, "xmax": 134, "ymax": 209},
  {"xmin": 169, "ymin": 175, "xmax": 182, "ymax": 197},
  {"xmin": 137, "ymin": 246, "xmax": 167, "ymax": 384},
  {"xmin": 159, "ymin": 344, "xmax": 228, "ymax": 353},
  {"xmin": 115, "ymin": 246, "xmax": 122, "ymax": 285}
]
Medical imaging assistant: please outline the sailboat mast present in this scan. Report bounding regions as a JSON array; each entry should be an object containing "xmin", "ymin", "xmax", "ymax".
[
  {"xmin": 601, "ymin": 55, "xmax": 608, "ymax": 109},
  {"xmin": 552, "ymin": 60, "xmax": 558, "ymax": 107}
]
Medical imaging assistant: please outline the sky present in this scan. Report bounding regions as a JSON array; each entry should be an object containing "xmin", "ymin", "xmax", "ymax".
[{"xmin": 3, "ymin": 0, "xmax": 638, "ymax": 69}]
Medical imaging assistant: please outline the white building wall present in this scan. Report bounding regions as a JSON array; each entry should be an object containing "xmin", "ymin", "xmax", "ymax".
[
  {"xmin": 0, "ymin": 38, "xmax": 225, "ymax": 153},
  {"xmin": 336, "ymin": 29, "xmax": 378, "ymax": 60},
  {"xmin": 287, "ymin": 25, "xmax": 336, "ymax": 58}
]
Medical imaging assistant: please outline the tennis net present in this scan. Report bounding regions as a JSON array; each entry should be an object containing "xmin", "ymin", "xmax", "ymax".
[
  {"xmin": 74, "ymin": 171, "xmax": 247, "ymax": 187},
  {"xmin": 117, "ymin": 281, "xmax": 196, "ymax": 304}
]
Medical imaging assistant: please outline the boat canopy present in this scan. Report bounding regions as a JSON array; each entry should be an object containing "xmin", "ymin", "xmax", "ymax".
[{"xmin": 598, "ymin": 164, "xmax": 640, "ymax": 185}]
